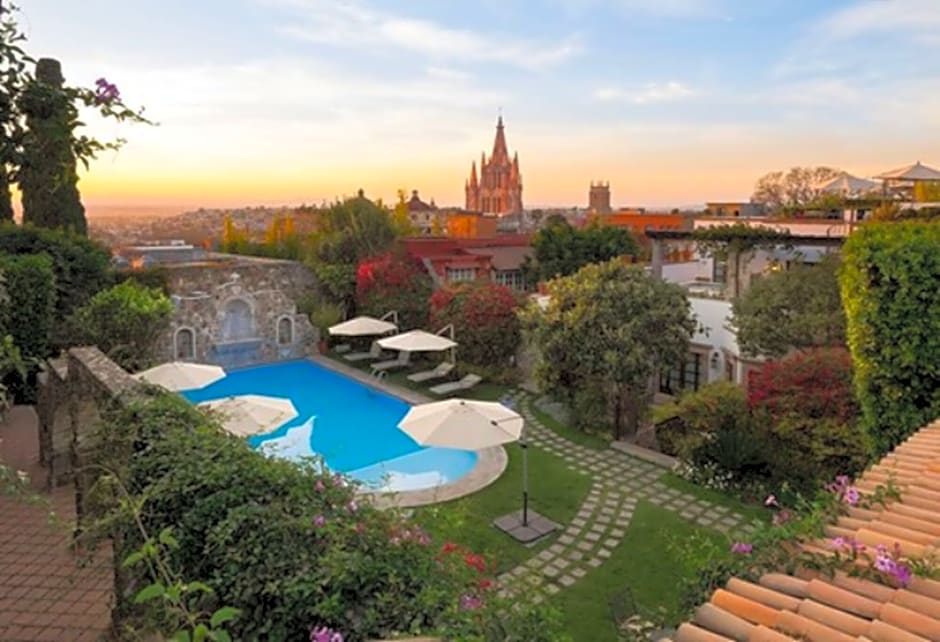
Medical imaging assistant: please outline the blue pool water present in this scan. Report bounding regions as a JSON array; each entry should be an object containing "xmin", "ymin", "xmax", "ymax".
[{"xmin": 181, "ymin": 361, "xmax": 478, "ymax": 492}]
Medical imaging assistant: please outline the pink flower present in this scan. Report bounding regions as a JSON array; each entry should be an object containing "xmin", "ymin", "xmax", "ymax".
[
  {"xmin": 843, "ymin": 486, "xmax": 860, "ymax": 506},
  {"xmin": 764, "ymin": 494, "xmax": 779, "ymax": 507},
  {"xmin": 332, "ymin": 473, "xmax": 345, "ymax": 487},
  {"xmin": 347, "ymin": 500, "xmax": 358, "ymax": 513},
  {"xmin": 772, "ymin": 509, "xmax": 793, "ymax": 526},
  {"xmin": 830, "ymin": 536, "xmax": 848, "ymax": 549},
  {"xmin": 389, "ymin": 536, "xmax": 401, "ymax": 546},
  {"xmin": 459, "ymin": 594, "xmax": 483, "ymax": 610},
  {"xmin": 315, "ymin": 479, "xmax": 325, "ymax": 491},
  {"xmin": 874, "ymin": 554, "xmax": 894, "ymax": 574},
  {"xmin": 313, "ymin": 515, "xmax": 326, "ymax": 527},
  {"xmin": 730, "ymin": 542, "xmax": 753, "ymax": 554},
  {"xmin": 310, "ymin": 626, "xmax": 344, "ymax": 642},
  {"xmin": 892, "ymin": 563, "xmax": 913, "ymax": 587}
]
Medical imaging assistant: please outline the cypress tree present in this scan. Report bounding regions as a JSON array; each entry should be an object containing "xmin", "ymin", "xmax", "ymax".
[{"xmin": 19, "ymin": 58, "xmax": 86, "ymax": 235}]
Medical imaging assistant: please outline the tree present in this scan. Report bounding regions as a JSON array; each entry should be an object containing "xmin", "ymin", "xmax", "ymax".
[
  {"xmin": 751, "ymin": 166, "xmax": 841, "ymax": 213},
  {"xmin": 355, "ymin": 250, "xmax": 432, "ymax": 330},
  {"xmin": 0, "ymin": 253, "xmax": 56, "ymax": 361},
  {"xmin": 430, "ymin": 283, "xmax": 521, "ymax": 367},
  {"xmin": 521, "ymin": 260, "xmax": 694, "ymax": 439},
  {"xmin": 525, "ymin": 217, "xmax": 638, "ymax": 283},
  {"xmin": 392, "ymin": 189, "xmax": 417, "ymax": 236},
  {"xmin": 731, "ymin": 254, "xmax": 845, "ymax": 358},
  {"xmin": 311, "ymin": 191, "xmax": 398, "ymax": 312},
  {"xmin": 0, "ymin": 4, "xmax": 149, "ymax": 232},
  {"xmin": 65, "ymin": 280, "xmax": 173, "ymax": 372}
]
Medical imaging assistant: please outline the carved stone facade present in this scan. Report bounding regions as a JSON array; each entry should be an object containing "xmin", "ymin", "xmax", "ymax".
[
  {"xmin": 156, "ymin": 255, "xmax": 317, "ymax": 370},
  {"xmin": 465, "ymin": 117, "xmax": 523, "ymax": 216}
]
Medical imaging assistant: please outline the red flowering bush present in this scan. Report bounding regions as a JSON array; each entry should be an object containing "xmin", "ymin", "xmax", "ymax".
[
  {"xmin": 748, "ymin": 348, "xmax": 857, "ymax": 423},
  {"xmin": 430, "ymin": 283, "xmax": 521, "ymax": 367},
  {"xmin": 356, "ymin": 250, "xmax": 432, "ymax": 330}
]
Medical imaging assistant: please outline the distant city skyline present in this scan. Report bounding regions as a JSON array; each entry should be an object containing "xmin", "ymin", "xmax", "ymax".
[{"xmin": 19, "ymin": 0, "xmax": 940, "ymax": 210}]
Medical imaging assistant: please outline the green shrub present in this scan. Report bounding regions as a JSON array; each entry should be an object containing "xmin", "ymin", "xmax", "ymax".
[
  {"xmin": 0, "ymin": 253, "xmax": 56, "ymax": 360},
  {"xmin": 840, "ymin": 221, "xmax": 940, "ymax": 454},
  {"xmin": 0, "ymin": 222, "xmax": 112, "ymax": 319},
  {"xmin": 89, "ymin": 392, "xmax": 564, "ymax": 641},
  {"xmin": 64, "ymin": 281, "xmax": 173, "ymax": 371},
  {"xmin": 676, "ymin": 382, "xmax": 751, "ymax": 434}
]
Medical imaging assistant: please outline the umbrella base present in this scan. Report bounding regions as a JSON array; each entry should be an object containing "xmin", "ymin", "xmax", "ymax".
[{"xmin": 493, "ymin": 510, "xmax": 559, "ymax": 544}]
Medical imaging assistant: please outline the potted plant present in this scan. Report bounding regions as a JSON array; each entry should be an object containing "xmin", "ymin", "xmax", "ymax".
[{"xmin": 308, "ymin": 302, "xmax": 344, "ymax": 354}]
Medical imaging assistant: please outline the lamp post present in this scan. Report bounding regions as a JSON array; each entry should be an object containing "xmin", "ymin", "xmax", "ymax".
[{"xmin": 499, "ymin": 396, "xmax": 528, "ymax": 526}]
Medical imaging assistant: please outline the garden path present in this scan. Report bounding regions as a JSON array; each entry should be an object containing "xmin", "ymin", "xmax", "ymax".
[{"xmin": 497, "ymin": 391, "xmax": 754, "ymax": 601}]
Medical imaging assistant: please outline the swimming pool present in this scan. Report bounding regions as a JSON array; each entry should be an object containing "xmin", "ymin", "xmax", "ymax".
[{"xmin": 181, "ymin": 360, "xmax": 478, "ymax": 493}]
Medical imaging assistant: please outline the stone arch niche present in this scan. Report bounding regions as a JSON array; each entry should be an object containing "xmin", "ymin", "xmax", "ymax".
[
  {"xmin": 174, "ymin": 327, "xmax": 196, "ymax": 360},
  {"xmin": 277, "ymin": 315, "xmax": 294, "ymax": 345},
  {"xmin": 222, "ymin": 297, "xmax": 255, "ymax": 341}
]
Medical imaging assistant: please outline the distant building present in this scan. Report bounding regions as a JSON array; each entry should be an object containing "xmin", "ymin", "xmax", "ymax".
[
  {"xmin": 402, "ymin": 235, "xmax": 533, "ymax": 291},
  {"xmin": 445, "ymin": 211, "xmax": 498, "ymax": 238},
  {"xmin": 588, "ymin": 181, "xmax": 612, "ymax": 214},
  {"xmin": 704, "ymin": 201, "xmax": 765, "ymax": 218},
  {"xmin": 465, "ymin": 116, "xmax": 523, "ymax": 216},
  {"xmin": 117, "ymin": 241, "xmax": 207, "ymax": 268},
  {"xmin": 592, "ymin": 210, "xmax": 696, "ymax": 260},
  {"xmin": 405, "ymin": 190, "xmax": 439, "ymax": 235}
]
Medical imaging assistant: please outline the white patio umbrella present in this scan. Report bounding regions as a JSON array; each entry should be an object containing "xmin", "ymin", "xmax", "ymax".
[
  {"xmin": 199, "ymin": 394, "xmax": 298, "ymax": 437},
  {"xmin": 378, "ymin": 330, "xmax": 457, "ymax": 353},
  {"xmin": 398, "ymin": 398, "xmax": 533, "ymax": 525},
  {"xmin": 134, "ymin": 362, "xmax": 225, "ymax": 391},
  {"xmin": 818, "ymin": 172, "xmax": 879, "ymax": 196},
  {"xmin": 328, "ymin": 315, "xmax": 398, "ymax": 337},
  {"xmin": 875, "ymin": 161, "xmax": 940, "ymax": 182}
]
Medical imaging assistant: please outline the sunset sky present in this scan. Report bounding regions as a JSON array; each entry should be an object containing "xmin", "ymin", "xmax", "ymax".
[{"xmin": 20, "ymin": 0, "xmax": 940, "ymax": 211}]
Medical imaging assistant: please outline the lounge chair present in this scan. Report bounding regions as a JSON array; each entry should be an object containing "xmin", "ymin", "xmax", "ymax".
[
  {"xmin": 334, "ymin": 343, "xmax": 351, "ymax": 354},
  {"xmin": 371, "ymin": 351, "xmax": 410, "ymax": 374},
  {"xmin": 429, "ymin": 374, "xmax": 483, "ymax": 396},
  {"xmin": 407, "ymin": 361, "xmax": 455, "ymax": 383},
  {"xmin": 344, "ymin": 341, "xmax": 382, "ymax": 362}
]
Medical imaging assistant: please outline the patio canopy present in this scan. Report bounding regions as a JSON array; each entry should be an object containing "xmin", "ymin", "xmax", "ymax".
[
  {"xmin": 397, "ymin": 399, "xmax": 522, "ymax": 449},
  {"xmin": 875, "ymin": 161, "xmax": 940, "ymax": 182},
  {"xmin": 377, "ymin": 330, "xmax": 457, "ymax": 353},
  {"xmin": 133, "ymin": 361, "xmax": 225, "ymax": 391},
  {"xmin": 818, "ymin": 172, "xmax": 879, "ymax": 196},
  {"xmin": 328, "ymin": 315, "xmax": 397, "ymax": 337},
  {"xmin": 199, "ymin": 394, "xmax": 298, "ymax": 437}
]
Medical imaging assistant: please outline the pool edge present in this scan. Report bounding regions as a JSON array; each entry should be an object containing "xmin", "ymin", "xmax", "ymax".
[{"xmin": 309, "ymin": 356, "xmax": 509, "ymax": 508}]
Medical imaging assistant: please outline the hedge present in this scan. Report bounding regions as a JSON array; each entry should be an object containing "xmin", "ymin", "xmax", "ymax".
[
  {"xmin": 0, "ymin": 253, "xmax": 56, "ymax": 360},
  {"xmin": 840, "ymin": 222, "xmax": 940, "ymax": 455}
]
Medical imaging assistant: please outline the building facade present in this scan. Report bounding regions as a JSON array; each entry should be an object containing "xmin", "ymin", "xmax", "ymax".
[
  {"xmin": 465, "ymin": 117, "xmax": 523, "ymax": 216},
  {"xmin": 402, "ymin": 235, "xmax": 533, "ymax": 291}
]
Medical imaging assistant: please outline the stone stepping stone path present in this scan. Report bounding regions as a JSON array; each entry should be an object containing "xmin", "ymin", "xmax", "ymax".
[{"xmin": 497, "ymin": 391, "xmax": 753, "ymax": 600}]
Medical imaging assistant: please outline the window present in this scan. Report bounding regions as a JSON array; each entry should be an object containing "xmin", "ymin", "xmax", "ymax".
[
  {"xmin": 495, "ymin": 270, "xmax": 525, "ymax": 290},
  {"xmin": 175, "ymin": 327, "xmax": 195, "ymax": 360},
  {"xmin": 659, "ymin": 352, "xmax": 702, "ymax": 395},
  {"xmin": 713, "ymin": 258, "xmax": 728, "ymax": 284},
  {"xmin": 446, "ymin": 267, "xmax": 476, "ymax": 283},
  {"xmin": 277, "ymin": 316, "xmax": 294, "ymax": 345}
]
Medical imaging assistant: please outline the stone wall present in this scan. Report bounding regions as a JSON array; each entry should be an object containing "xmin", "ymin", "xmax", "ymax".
[
  {"xmin": 35, "ymin": 346, "xmax": 143, "ymax": 496},
  {"xmin": 156, "ymin": 255, "xmax": 317, "ymax": 369}
]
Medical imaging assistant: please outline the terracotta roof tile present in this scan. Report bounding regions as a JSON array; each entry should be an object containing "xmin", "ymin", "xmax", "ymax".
[{"xmin": 677, "ymin": 419, "xmax": 940, "ymax": 642}]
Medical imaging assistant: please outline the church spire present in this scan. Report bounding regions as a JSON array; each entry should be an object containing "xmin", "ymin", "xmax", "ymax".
[
  {"xmin": 492, "ymin": 115, "xmax": 508, "ymax": 160},
  {"xmin": 511, "ymin": 152, "xmax": 520, "ymax": 180},
  {"xmin": 470, "ymin": 161, "xmax": 478, "ymax": 186}
]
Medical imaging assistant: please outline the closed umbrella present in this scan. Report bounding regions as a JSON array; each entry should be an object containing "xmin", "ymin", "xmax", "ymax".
[
  {"xmin": 134, "ymin": 362, "xmax": 225, "ymax": 391},
  {"xmin": 329, "ymin": 316, "xmax": 398, "ymax": 337},
  {"xmin": 199, "ymin": 394, "xmax": 298, "ymax": 437},
  {"xmin": 398, "ymin": 398, "xmax": 538, "ymax": 530}
]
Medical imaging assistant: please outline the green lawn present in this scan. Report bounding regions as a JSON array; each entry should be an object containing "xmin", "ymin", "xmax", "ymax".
[
  {"xmin": 553, "ymin": 501, "xmax": 729, "ymax": 641},
  {"xmin": 415, "ymin": 443, "xmax": 592, "ymax": 573},
  {"xmin": 659, "ymin": 472, "xmax": 767, "ymax": 523}
]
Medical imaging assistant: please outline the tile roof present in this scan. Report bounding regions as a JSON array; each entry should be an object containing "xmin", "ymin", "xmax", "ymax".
[{"xmin": 672, "ymin": 419, "xmax": 940, "ymax": 642}]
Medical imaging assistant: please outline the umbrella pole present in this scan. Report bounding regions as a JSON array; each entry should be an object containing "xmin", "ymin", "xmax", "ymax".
[{"xmin": 521, "ymin": 436, "xmax": 529, "ymax": 527}]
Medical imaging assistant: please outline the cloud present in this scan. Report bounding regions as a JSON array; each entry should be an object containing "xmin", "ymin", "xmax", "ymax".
[
  {"xmin": 817, "ymin": 0, "xmax": 940, "ymax": 44},
  {"xmin": 594, "ymin": 81, "xmax": 696, "ymax": 103},
  {"xmin": 554, "ymin": 0, "xmax": 724, "ymax": 18},
  {"xmin": 274, "ymin": 0, "xmax": 581, "ymax": 70}
]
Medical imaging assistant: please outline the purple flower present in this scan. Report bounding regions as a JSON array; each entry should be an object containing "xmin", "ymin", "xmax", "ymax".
[
  {"xmin": 874, "ymin": 554, "xmax": 894, "ymax": 574},
  {"xmin": 730, "ymin": 542, "xmax": 753, "ymax": 554},
  {"xmin": 843, "ymin": 486, "xmax": 860, "ymax": 506},
  {"xmin": 830, "ymin": 536, "xmax": 847, "ymax": 549},
  {"xmin": 313, "ymin": 515, "xmax": 326, "ymax": 527},
  {"xmin": 459, "ymin": 594, "xmax": 483, "ymax": 610},
  {"xmin": 310, "ymin": 626, "xmax": 344, "ymax": 642},
  {"xmin": 892, "ymin": 562, "xmax": 913, "ymax": 587},
  {"xmin": 93, "ymin": 78, "xmax": 120, "ymax": 104},
  {"xmin": 764, "ymin": 494, "xmax": 779, "ymax": 507}
]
